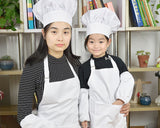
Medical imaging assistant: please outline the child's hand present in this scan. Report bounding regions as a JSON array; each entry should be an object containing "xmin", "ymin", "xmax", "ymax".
[
  {"xmin": 120, "ymin": 103, "xmax": 130, "ymax": 117},
  {"xmin": 81, "ymin": 121, "xmax": 88, "ymax": 128},
  {"xmin": 112, "ymin": 99, "xmax": 124, "ymax": 105}
]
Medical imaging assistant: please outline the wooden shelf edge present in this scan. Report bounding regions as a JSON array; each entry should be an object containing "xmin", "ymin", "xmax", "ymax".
[
  {"xmin": 128, "ymin": 67, "xmax": 160, "ymax": 72},
  {"xmin": 74, "ymin": 27, "xmax": 125, "ymax": 32},
  {"xmin": 0, "ymin": 105, "xmax": 17, "ymax": 115},
  {"xmin": 0, "ymin": 29, "xmax": 23, "ymax": 33},
  {"xmin": 0, "ymin": 70, "xmax": 22, "ymax": 75},
  {"xmin": 126, "ymin": 27, "xmax": 160, "ymax": 31},
  {"xmin": 130, "ymin": 103, "xmax": 160, "ymax": 112},
  {"xmin": 23, "ymin": 29, "xmax": 42, "ymax": 33}
]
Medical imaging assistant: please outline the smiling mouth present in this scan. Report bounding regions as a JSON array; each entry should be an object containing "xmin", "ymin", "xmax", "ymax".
[{"xmin": 93, "ymin": 50, "xmax": 100, "ymax": 52}]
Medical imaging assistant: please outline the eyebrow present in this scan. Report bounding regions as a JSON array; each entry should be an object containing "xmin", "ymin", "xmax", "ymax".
[
  {"xmin": 89, "ymin": 37, "xmax": 105, "ymax": 40},
  {"xmin": 99, "ymin": 38, "xmax": 105, "ymax": 40},
  {"xmin": 88, "ymin": 37, "xmax": 94, "ymax": 40},
  {"xmin": 50, "ymin": 27, "xmax": 71, "ymax": 30}
]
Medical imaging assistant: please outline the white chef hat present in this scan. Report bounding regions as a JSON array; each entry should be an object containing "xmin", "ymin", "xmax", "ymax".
[
  {"xmin": 32, "ymin": 0, "xmax": 77, "ymax": 27},
  {"xmin": 82, "ymin": 8, "xmax": 120, "ymax": 38}
]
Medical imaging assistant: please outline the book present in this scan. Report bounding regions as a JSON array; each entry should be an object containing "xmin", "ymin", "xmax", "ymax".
[
  {"xmin": 33, "ymin": 0, "xmax": 43, "ymax": 28},
  {"xmin": 147, "ymin": 2, "xmax": 156, "ymax": 26},
  {"xmin": 129, "ymin": 0, "xmax": 144, "ymax": 27},
  {"xmin": 100, "ymin": 0, "xmax": 105, "ymax": 7},
  {"xmin": 149, "ymin": 0, "xmax": 160, "ymax": 26},
  {"xmin": 104, "ymin": 3, "xmax": 108, "ymax": 8},
  {"xmin": 32, "ymin": 0, "xmax": 36, "ymax": 28},
  {"xmin": 105, "ymin": 2, "xmax": 115, "ymax": 12},
  {"xmin": 142, "ymin": 0, "xmax": 156, "ymax": 26},
  {"xmin": 89, "ymin": 0, "xmax": 94, "ymax": 10},
  {"xmin": 86, "ymin": 0, "xmax": 90, "ymax": 11},
  {"xmin": 140, "ymin": 0, "xmax": 150, "ymax": 26},
  {"xmin": 92, "ymin": 0, "xmax": 98, "ymax": 9},
  {"xmin": 27, "ymin": 0, "xmax": 34, "ymax": 29},
  {"xmin": 96, "ymin": 0, "xmax": 103, "ymax": 8},
  {"xmin": 82, "ymin": 0, "xmax": 88, "ymax": 14},
  {"xmin": 137, "ymin": 0, "xmax": 148, "ymax": 26}
]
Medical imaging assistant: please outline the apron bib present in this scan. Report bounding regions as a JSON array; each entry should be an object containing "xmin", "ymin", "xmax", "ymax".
[
  {"xmin": 38, "ymin": 56, "xmax": 81, "ymax": 128},
  {"xmin": 88, "ymin": 56, "xmax": 126, "ymax": 128}
]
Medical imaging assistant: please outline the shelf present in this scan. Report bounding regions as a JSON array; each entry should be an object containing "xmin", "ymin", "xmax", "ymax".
[
  {"xmin": 0, "ymin": 70, "xmax": 22, "ymax": 76},
  {"xmin": 126, "ymin": 27, "xmax": 160, "ymax": 31},
  {"xmin": 74, "ymin": 27, "xmax": 125, "ymax": 32},
  {"xmin": 0, "ymin": 29, "xmax": 23, "ymax": 34},
  {"xmin": 1, "ymin": 104, "xmax": 159, "ymax": 115},
  {"xmin": 23, "ymin": 29, "xmax": 42, "ymax": 33},
  {"xmin": 128, "ymin": 67, "xmax": 160, "ymax": 72},
  {"xmin": 0, "ymin": 29, "xmax": 42, "ymax": 33},
  {"xmin": 0, "ymin": 105, "xmax": 17, "ymax": 115},
  {"xmin": 130, "ymin": 103, "xmax": 160, "ymax": 112}
]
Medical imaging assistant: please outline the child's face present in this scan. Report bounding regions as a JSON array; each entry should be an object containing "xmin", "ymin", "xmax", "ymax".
[
  {"xmin": 87, "ymin": 34, "xmax": 111, "ymax": 58},
  {"xmin": 42, "ymin": 22, "xmax": 71, "ymax": 58}
]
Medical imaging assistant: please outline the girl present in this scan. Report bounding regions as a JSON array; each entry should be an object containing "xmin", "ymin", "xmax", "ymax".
[
  {"xmin": 17, "ymin": 0, "xmax": 81, "ymax": 127},
  {"xmin": 79, "ymin": 8, "xmax": 134, "ymax": 128}
]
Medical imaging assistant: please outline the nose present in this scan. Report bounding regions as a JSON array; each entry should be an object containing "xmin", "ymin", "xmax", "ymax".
[
  {"xmin": 57, "ymin": 33, "xmax": 63, "ymax": 41},
  {"xmin": 93, "ymin": 42, "xmax": 99, "ymax": 48}
]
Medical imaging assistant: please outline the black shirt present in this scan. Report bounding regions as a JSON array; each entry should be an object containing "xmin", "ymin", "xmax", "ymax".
[{"xmin": 78, "ymin": 53, "xmax": 128, "ymax": 89}]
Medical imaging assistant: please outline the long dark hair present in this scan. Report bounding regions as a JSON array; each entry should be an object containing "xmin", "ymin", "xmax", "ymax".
[
  {"xmin": 84, "ymin": 35, "xmax": 109, "ymax": 50},
  {"xmin": 25, "ymin": 23, "xmax": 80, "ymax": 67}
]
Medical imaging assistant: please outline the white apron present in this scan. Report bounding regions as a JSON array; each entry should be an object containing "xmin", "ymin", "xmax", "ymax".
[
  {"xmin": 88, "ymin": 56, "xmax": 126, "ymax": 128},
  {"xmin": 37, "ymin": 56, "xmax": 81, "ymax": 128}
]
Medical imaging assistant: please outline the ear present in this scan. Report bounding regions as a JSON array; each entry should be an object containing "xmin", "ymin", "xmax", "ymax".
[
  {"xmin": 107, "ymin": 38, "xmax": 111, "ymax": 46},
  {"xmin": 41, "ymin": 29, "xmax": 45, "ymax": 39}
]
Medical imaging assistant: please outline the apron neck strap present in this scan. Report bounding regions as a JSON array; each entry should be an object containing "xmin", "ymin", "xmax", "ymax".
[
  {"xmin": 66, "ymin": 58, "xmax": 77, "ymax": 77},
  {"xmin": 44, "ymin": 56, "xmax": 49, "ymax": 79},
  {"xmin": 90, "ymin": 55, "xmax": 118, "ymax": 70},
  {"xmin": 110, "ymin": 56, "xmax": 118, "ymax": 69},
  {"xmin": 90, "ymin": 59, "xmax": 95, "ymax": 70}
]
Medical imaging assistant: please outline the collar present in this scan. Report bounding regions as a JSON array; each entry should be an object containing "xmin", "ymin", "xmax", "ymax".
[
  {"xmin": 90, "ymin": 52, "xmax": 109, "ymax": 61},
  {"xmin": 48, "ymin": 54, "xmax": 67, "ymax": 64}
]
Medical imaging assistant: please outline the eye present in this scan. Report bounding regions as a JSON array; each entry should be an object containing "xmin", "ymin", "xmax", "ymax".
[
  {"xmin": 89, "ymin": 41, "xmax": 94, "ymax": 44},
  {"xmin": 64, "ymin": 31, "xmax": 69, "ymax": 34},
  {"xmin": 99, "ymin": 41, "xmax": 104, "ymax": 43},
  {"xmin": 51, "ymin": 31, "xmax": 57, "ymax": 34}
]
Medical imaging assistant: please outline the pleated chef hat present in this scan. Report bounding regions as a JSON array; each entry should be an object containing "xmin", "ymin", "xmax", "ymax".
[
  {"xmin": 82, "ymin": 8, "xmax": 120, "ymax": 38},
  {"xmin": 32, "ymin": 0, "xmax": 77, "ymax": 27}
]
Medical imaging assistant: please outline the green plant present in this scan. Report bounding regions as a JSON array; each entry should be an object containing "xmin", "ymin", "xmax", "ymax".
[
  {"xmin": 136, "ymin": 50, "xmax": 151, "ymax": 56},
  {"xmin": 136, "ymin": 50, "xmax": 151, "ymax": 65},
  {"xmin": 0, "ymin": 0, "xmax": 22, "ymax": 31},
  {"xmin": 0, "ymin": 55, "xmax": 12, "ymax": 61}
]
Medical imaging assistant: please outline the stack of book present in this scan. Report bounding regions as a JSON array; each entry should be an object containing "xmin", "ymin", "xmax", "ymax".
[
  {"xmin": 26, "ymin": 0, "xmax": 43, "ymax": 29},
  {"xmin": 129, "ymin": 0, "xmax": 157, "ymax": 27},
  {"xmin": 79, "ymin": 0, "xmax": 116, "ymax": 27},
  {"xmin": 149, "ymin": 0, "xmax": 160, "ymax": 26},
  {"xmin": 82, "ymin": 0, "xmax": 115, "ymax": 15}
]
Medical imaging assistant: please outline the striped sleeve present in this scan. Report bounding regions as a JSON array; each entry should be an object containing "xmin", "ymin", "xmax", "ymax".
[{"xmin": 17, "ymin": 64, "xmax": 36, "ymax": 123}]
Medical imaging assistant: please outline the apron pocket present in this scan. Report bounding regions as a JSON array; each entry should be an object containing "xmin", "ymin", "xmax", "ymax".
[
  {"xmin": 106, "ymin": 104, "xmax": 122, "ymax": 122},
  {"xmin": 92, "ymin": 103, "xmax": 123, "ymax": 128},
  {"xmin": 95, "ymin": 103, "xmax": 121, "ymax": 120}
]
